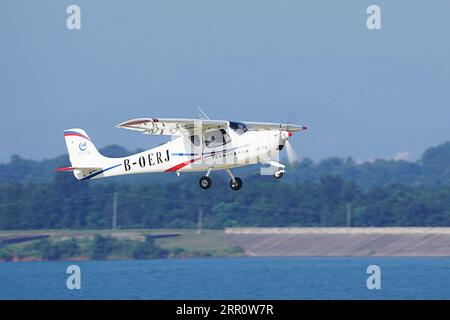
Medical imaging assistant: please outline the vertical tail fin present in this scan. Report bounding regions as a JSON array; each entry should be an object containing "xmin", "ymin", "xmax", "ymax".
[
  {"xmin": 63, "ymin": 128, "xmax": 107, "ymax": 167},
  {"xmin": 62, "ymin": 128, "xmax": 115, "ymax": 180}
]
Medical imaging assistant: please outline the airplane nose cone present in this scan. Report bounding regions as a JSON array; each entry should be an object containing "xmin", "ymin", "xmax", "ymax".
[{"xmin": 281, "ymin": 131, "xmax": 291, "ymax": 140}]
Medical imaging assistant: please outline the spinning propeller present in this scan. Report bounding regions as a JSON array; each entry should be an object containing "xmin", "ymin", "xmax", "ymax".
[
  {"xmin": 280, "ymin": 107, "xmax": 307, "ymax": 166},
  {"xmin": 280, "ymin": 130, "xmax": 302, "ymax": 165}
]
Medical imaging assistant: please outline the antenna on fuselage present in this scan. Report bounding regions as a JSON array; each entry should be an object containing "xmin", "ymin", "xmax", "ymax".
[{"xmin": 198, "ymin": 107, "xmax": 210, "ymax": 120}]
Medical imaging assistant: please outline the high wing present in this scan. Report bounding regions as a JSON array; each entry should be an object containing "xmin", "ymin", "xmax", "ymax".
[
  {"xmin": 116, "ymin": 117, "xmax": 307, "ymax": 136},
  {"xmin": 116, "ymin": 118, "xmax": 229, "ymax": 136}
]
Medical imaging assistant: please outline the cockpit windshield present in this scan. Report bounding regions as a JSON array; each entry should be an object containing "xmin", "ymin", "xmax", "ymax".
[{"xmin": 229, "ymin": 121, "xmax": 248, "ymax": 135}]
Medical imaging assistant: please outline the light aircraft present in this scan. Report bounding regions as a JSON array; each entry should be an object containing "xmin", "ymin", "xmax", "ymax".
[{"xmin": 58, "ymin": 112, "xmax": 307, "ymax": 191}]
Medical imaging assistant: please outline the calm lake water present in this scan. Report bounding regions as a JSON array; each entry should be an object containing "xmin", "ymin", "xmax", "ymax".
[{"xmin": 1, "ymin": 257, "xmax": 449, "ymax": 299}]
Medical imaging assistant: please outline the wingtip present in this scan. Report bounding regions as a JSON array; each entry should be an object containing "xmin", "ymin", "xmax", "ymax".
[{"xmin": 116, "ymin": 118, "xmax": 157, "ymax": 128}]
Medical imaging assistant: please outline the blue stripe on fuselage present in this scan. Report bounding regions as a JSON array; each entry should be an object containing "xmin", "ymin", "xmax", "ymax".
[{"xmin": 81, "ymin": 164, "xmax": 122, "ymax": 180}]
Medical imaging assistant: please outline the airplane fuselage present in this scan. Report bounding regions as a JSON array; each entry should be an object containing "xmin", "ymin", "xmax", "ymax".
[{"xmin": 78, "ymin": 130, "xmax": 281, "ymax": 180}]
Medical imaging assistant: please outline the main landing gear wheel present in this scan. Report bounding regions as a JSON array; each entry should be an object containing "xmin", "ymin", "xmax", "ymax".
[
  {"xmin": 199, "ymin": 176, "xmax": 212, "ymax": 189},
  {"xmin": 229, "ymin": 177, "xmax": 243, "ymax": 191},
  {"xmin": 273, "ymin": 171, "xmax": 284, "ymax": 179}
]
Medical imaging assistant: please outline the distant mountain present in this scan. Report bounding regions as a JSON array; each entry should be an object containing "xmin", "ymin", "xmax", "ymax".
[
  {"xmin": 1, "ymin": 141, "xmax": 449, "ymax": 189},
  {"xmin": 0, "ymin": 145, "xmax": 138, "ymax": 185},
  {"xmin": 281, "ymin": 141, "xmax": 450, "ymax": 189}
]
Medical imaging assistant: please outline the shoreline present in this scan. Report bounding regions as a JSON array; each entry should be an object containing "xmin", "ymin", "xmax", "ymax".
[{"xmin": 3, "ymin": 227, "xmax": 450, "ymax": 261}]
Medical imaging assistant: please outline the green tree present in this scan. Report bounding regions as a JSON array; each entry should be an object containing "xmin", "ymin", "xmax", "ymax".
[
  {"xmin": 91, "ymin": 235, "xmax": 115, "ymax": 260},
  {"xmin": 57, "ymin": 238, "xmax": 80, "ymax": 258},
  {"xmin": 33, "ymin": 239, "xmax": 61, "ymax": 260},
  {"xmin": 0, "ymin": 248, "xmax": 13, "ymax": 261},
  {"xmin": 132, "ymin": 238, "xmax": 168, "ymax": 259}
]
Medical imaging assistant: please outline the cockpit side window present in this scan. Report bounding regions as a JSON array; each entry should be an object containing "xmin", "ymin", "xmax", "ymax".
[
  {"xmin": 204, "ymin": 129, "xmax": 231, "ymax": 148},
  {"xmin": 229, "ymin": 121, "xmax": 248, "ymax": 135},
  {"xmin": 190, "ymin": 135, "xmax": 200, "ymax": 146}
]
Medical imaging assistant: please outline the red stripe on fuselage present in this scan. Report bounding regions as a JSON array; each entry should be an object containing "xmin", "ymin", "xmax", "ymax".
[
  {"xmin": 55, "ymin": 167, "xmax": 74, "ymax": 171},
  {"xmin": 165, "ymin": 158, "xmax": 201, "ymax": 172}
]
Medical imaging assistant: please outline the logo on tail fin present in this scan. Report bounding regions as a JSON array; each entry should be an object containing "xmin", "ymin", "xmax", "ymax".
[{"xmin": 79, "ymin": 141, "xmax": 87, "ymax": 151}]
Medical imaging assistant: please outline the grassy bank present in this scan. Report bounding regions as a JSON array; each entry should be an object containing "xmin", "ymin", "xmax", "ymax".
[{"xmin": 0, "ymin": 229, "xmax": 244, "ymax": 262}]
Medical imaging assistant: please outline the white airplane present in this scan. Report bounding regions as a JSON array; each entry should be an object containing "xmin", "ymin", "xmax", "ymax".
[{"xmin": 58, "ymin": 115, "xmax": 307, "ymax": 191}]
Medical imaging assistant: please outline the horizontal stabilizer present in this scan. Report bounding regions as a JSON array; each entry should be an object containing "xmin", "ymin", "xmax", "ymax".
[{"xmin": 55, "ymin": 166, "xmax": 102, "ymax": 172}]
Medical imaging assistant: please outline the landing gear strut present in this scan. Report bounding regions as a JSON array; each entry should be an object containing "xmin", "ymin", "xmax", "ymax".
[
  {"xmin": 226, "ymin": 168, "xmax": 243, "ymax": 191},
  {"xmin": 199, "ymin": 168, "xmax": 244, "ymax": 191},
  {"xmin": 199, "ymin": 176, "xmax": 212, "ymax": 189},
  {"xmin": 199, "ymin": 168, "xmax": 212, "ymax": 190},
  {"xmin": 230, "ymin": 177, "xmax": 243, "ymax": 191}
]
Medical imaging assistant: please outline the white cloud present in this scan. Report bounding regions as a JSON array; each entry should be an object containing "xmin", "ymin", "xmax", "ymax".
[
  {"xmin": 394, "ymin": 152, "xmax": 410, "ymax": 161},
  {"xmin": 355, "ymin": 158, "xmax": 375, "ymax": 165}
]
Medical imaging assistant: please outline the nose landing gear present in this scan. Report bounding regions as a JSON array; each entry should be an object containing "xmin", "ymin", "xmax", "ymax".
[{"xmin": 273, "ymin": 169, "xmax": 285, "ymax": 179}]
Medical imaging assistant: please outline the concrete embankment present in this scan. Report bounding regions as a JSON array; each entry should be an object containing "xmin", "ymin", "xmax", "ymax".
[{"xmin": 224, "ymin": 227, "xmax": 450, "ymax": 256}]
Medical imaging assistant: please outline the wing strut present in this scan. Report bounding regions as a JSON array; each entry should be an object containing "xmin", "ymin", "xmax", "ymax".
[{"xmin": 197, "ymin": 107, "xmax": 210, "ymax": 120}]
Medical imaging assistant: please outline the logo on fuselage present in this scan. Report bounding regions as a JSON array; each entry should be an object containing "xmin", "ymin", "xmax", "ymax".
[{"xmin": 79, "ymin": 141, "xmax": 87, "ymax": 151}]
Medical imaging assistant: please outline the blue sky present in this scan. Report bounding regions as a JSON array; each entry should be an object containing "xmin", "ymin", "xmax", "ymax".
[{"xmin": 0, "ymin": 1, "xmax": 449, "ymax": 163}]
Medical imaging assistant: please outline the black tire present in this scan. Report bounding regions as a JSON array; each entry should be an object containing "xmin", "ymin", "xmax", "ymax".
[
  {"xmin": 199, "ymin": 176, "xmax": 212, "ymax": 189},
  {"xmin": 273, "ymin": 171, "xmax": 284, "ymax": 179},
  {"xmin": 229, "ymin": 177, "xmax": 243, "ymax": 191}
]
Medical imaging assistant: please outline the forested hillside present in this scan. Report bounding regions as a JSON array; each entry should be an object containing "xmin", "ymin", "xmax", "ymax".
[
  {"xmin": 2, "ymin": 142, "xmax": 449, "ymax": 189},
  {"xmin": 0, "ymin": 141, "xmax": 449, "ymax": 229}
]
